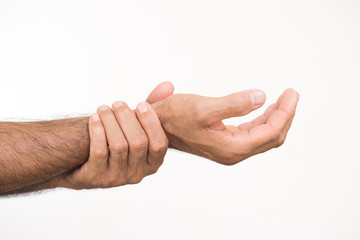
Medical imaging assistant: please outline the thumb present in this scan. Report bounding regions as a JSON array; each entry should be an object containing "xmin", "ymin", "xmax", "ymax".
[
  {"xmin": 207, "ymin": 89, "xmax": 266, "ymax": 122},
  {"xmin": 146, "ymin": 81, "xmax": 174, "ymax": 104}
]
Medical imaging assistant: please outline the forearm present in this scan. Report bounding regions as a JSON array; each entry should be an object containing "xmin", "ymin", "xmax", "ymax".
[
  {"xmin": 0, "ymin": 102, "xmax": 172, "ymax": 194},
  {"xmin": 0, "ymin": 99, "xmax": 192, "ymax": 195},
  {"xmin": 0, "ymin": 117, "xmax": 90, "ymax": 194}
]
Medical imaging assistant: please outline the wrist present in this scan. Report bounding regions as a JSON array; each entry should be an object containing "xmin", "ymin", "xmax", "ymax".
[
  {"xmin": 151, "ymin": 97, "xmax": 193, "ymax": 153},
  {"xmin": 151, "ymin": 99, "xmax": 176, "ymax": 147}
]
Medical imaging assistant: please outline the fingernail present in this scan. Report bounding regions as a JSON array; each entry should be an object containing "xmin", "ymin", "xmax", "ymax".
[
  {"xmin": 98, "ymin": 105, "xmax": 109, "ymax": 112},
  {"xmin": 112, "ymin": 101, "xmax": 125, "ymax": 109},
  {"xmin": 249, "ymin": 90, "xmax": 266, "ymax": 107},
  {"xmin": 91, "ymin": 113, "xmax": 100, "ymax": 122},
  {"xmin": 137, "ymin": 102, "xmax": 148, "ymax": 113}
]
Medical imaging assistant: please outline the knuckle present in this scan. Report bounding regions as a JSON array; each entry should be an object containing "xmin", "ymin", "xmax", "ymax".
[
  {"xmin": 92, "ymin": 148, "xmax": 108, "ymax": 159},
  {"xmin": 150, "ymin": 139, "xmax": 168, "ymax": 153},
  {"xmin": 130, "ymin": 136, "xmax": 148, "ymax": 151},
  {"xmin": 110, "ymin": 140, "xmax": 128, "ymax": 154}
]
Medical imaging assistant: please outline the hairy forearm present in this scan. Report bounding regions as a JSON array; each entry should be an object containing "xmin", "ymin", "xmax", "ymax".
[
  {"xmin": 0, "ymin": 117, "xmax": 90, "ymax": 194},
  {"xmin": 0, "ymin": 101, "xmax": 174, "ymax": 195}
]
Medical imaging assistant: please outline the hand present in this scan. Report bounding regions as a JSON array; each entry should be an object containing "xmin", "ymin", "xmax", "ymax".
[
  {"xmin": 151, "ymin": 88, "xmax": 299, "ymax": 165},
  {"xmin": 61, "ymin": 82, "xmax": 173, "ymax": 189}
]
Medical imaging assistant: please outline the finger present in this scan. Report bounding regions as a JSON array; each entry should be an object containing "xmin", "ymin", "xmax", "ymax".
[
  {"xmin": 146, "ymin": 81, "xmax": 174, "ymax": 104},
  {"xmin": 68, "ymin": 113, "xmax": 109, "ymax": 187},
  {"xmin": 86, "ymin": 113, "xmax": 109, "ymax": 173},
  {"xmin": 237, "ymin": 103, "xmax": 277, "ymax": 130},
  {"xmin": 136, "ymin": 102, "xmax": 168, "ymax": 174},
  {"xmin": 205, "ymin": 89, "xmax": 266, "ymax": 124},
  {"xmin": 245, "ymin": 89, "xmax": 300, "ymax": 151},
  {"xmin": 243, "ymin": 89, "xmax": 288, "ymax": 129},
  {"xmin": 242, "ymin": 111, "xmax": 297, "ymax": 159},
  {"xmin": 97, "ymin": 105, "xmax": 128, "ymax": 172},
  {"xmin": 112, "ymin": 101, "xmax": 148, "ymax": 179}
]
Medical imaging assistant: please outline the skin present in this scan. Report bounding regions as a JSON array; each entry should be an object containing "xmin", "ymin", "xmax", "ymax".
[
  {"xmin": 64, "ymin": 100, "xmax": 168, "ymax": 189},
  {"xmin": 151, "ymin": 88, "xmax": 300, "ymax": 165},
  {"xmin": 0, "ymin": 83, "xmax": 173, "ymax": 194},
  {"xmin": 0, "ymin": 82, "xmax": 299, "ymax": 195}
]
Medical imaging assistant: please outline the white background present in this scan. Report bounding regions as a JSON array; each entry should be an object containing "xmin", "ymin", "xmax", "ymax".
[{"xmin": 0, "ymin": 0, "xmax": 359, "ymax": 239}]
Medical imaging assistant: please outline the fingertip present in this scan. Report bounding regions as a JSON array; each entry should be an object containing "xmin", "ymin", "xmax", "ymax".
[
  {"xmin": 162, "ymin": 81, "xmax": 175, "ymax": 95},
  {"xmin": 136, "ymin": 101, "xmax": 161, "ymax": 128},
  {"xmin": 248, "ymin": 89, "xmax": 266, "ymax": 108},
  {"xmin": 97, "ymin": 105, "xmax": 109, "ymax": 112},
  {"xmin": 137, "ymin": 101, "xmax": 158, "ymax": 116},
  {"xmin": 146, "ymin": 81, "xmax": 175, "ymax": 104},
  {"xmin": 90, "ymin": 113, "xmax": 100, "ymax": 124},
  {"xmin": 285, "ymin": 88, "xmax": 300, "ymax": 103},
  {"xmin": 137, "ymin": 101, "xmax": 149, "ymax": 114},
  {"xmin": 112, "ymin": 100, "xmax": 126, "ymax": 110},
  {"xmin": 284, "ymin": 88, "xmax": 300, "ymax": 99},
  {"xmin": 278, "ymin": 89, "xmax": 301, "ymax": 115},
  {"xmin": 89, "ymin": 114, "xmax": 105, "ymax": 135},
  {"xmin": 156, "ymin": 81, "xmax": 175, "ymax": 95}
]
